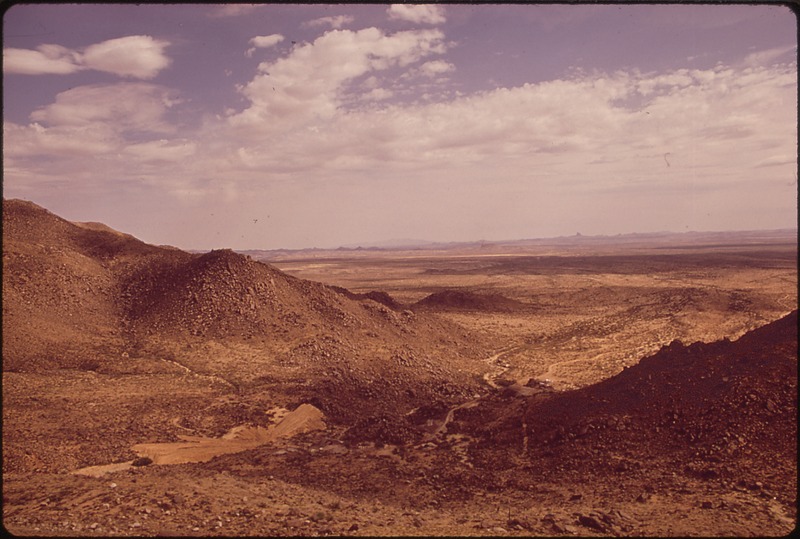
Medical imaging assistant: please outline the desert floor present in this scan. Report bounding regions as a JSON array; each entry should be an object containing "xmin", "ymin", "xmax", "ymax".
[{"xmin": 3, "ymin": 238, "xmax": 797, "ymax": 537}]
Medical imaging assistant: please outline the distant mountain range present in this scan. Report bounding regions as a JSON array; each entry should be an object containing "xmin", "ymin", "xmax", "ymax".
[
  {"xmin": 234, "ymin": 228, "xmax": 797, "ymax": 260},
  {"xmin": 339, "ymin": 238, "xmax": 439, "ymax": 249}
]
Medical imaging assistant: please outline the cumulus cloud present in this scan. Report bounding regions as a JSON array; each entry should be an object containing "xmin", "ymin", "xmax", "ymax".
[
  {"xmin": 228, "ymin": 27, "xmax": 448, "ymax": 132},
  {"xmin": 419, "ymin": 59, "xmax": 455, "ymax": 77},
  {"xmin": 742, "ymin": 44, "xmax": 796, "ymax": 67},
  {"xmin": 82, "ymin": 36, "xmax": 171, "ymax": 79},
  {"xmin": 4, "ymin": 120, "xmax": 119, "ymax": 158},
  {"xmin": 5, "ymin": 81, "xmax": 183, "ymax": 176},
  {"xmin": 3, "ymin": 45, "xmax": 81, "ymax": 75},
  {"xmin": 250, "ymin": 34, "xmax": 285, "ymax": 49},
  {"xmin": 29, "ymin": 83, "xmax": 181, "ymax": 132},
  {"xmin": 214, "ymin": 56, "xmax": 796, "ymax": 200},
  {"xmin": 245, "ymin": 34, "xmax": 285, "ymax": 57},
  {"xmin": 362, "ymin": 87, "xmax": 394, "ymax": 101},
  {"xmin": 303, "ymin": 15, "xmax": 355, "ymax": 29},
  {"xmin": 3, "ymin": 35, "xmax": 170, "ymax": 79},
  {"xmin": 387, "ymin": 4, "xmax": 446, "ymax": 24},
  {"xmin": 3, "ymin": 82, "xmax": 196, "ymax": 203}
]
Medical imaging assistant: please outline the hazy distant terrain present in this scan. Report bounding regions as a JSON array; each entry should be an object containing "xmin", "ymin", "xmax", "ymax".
[
  {"xmin": 238, "ymin": 228, "xmax": 798, "ymax": 262},
  {"xmin": 2, "ymin": 199, "xmax": 796, "ymax": 536}
]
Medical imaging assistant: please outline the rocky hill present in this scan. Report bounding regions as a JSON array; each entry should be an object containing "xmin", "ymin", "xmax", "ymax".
[
  {"xmin": 453, "ymin": 309, "xmax": 798, "ymax": 510},
  {"xmin": 2, "ymin": 199, "xmax": 154, "ymax": 371},
  {"xmin": 2, "ymin": 199, "xmax": 489, "ymax": 425}
]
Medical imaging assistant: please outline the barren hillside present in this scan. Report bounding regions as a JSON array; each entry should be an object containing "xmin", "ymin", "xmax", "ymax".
[
  {"xmin": 2, "ymin": 198, "xmax": 489, "ymax": 426},
  {"xmin": 452, "ymin": 310, "xmax": 798, "ymax": 510}
]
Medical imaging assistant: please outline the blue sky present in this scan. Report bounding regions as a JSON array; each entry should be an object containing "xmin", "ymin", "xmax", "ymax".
[{"xmin": 3, "ymin": 3, "xmax": 797, "ymax": 249}]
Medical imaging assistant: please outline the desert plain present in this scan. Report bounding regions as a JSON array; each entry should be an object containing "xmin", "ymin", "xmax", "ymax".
[{"xmin": 2, "ymin": 198, "xmax": 797, "ymax": 536}]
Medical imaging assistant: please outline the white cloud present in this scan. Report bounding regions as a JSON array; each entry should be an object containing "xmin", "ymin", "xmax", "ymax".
[
  {"xmin": 212, "ymin": 57, "xmax": 796, "ymax": 204},
  {"xmin": 3, "ymin": 35, "xmax": 170, "ymax": 79},
  {"xmin": 4, "ymin": 82, "xmax": 185, "ymax": 188},
  {"xmin": 245, "ymin": 34, "xmax": 285, "ymax": 57},
  {"xmin": 250, "ymin": 34, "xmax": 285, "ymax": 49},
  {"xmin": 419, "ymin": 59, "xmax": 455, "ymax": 77},
  {"xmin": 123, "ymin": 139, "xmax": 197, "ymax": 162},
  {"xmin": 29, "ymin": 83, "xmax": 181, "ymax": 132},
  {"xmin": 362, "ymin": 75, "xmax": 380, "ymax": 90},
  {"xmin": 227, "ymin": 27, "xmax": 448, "ymax": 132},
  {"xmin": 362, "ymin": 88, "xmax": 394, "ymax": 101},
  {"xmin": 303, "ymin": 15, "xmax": 355, "ymax": 29},
  {"xmin": 82, "ymin": 35, "xmax": 171, "ymax": 79},
  {"xmin": 4, "ymin": 120, "xmax": 119, "ymax": 158},
  {"xmin": 742, "ymin": 44, "xmax": 796, "ymax": 67},
  {"xmin": 3, "ymin": 45, "xmax": 81, "ymax": 75},
  {"xmin": 387, "ymin": 4, "xmax": 446, "ymax": 24}
]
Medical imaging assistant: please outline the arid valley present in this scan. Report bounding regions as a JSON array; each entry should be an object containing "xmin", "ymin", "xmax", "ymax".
[{"xmin": 2, "ymin": 198, "xmax": 797, "ymax": 537}]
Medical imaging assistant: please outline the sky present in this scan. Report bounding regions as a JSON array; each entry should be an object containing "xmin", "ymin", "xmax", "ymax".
[{"xmin": 2, "ymin": 3, "xmax": 797, "ymax": 250}]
